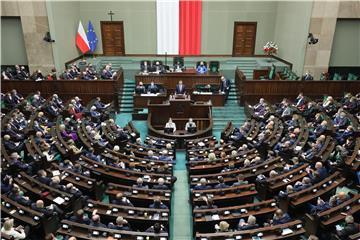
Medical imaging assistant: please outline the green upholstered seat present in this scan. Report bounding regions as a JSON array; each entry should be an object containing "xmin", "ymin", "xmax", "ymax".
[{"xmin": 333, "ymin": 73, "xmax": 342, "ymax": 80}]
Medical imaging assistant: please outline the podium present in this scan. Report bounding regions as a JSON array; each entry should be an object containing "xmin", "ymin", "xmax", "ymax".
[{"xmin": 147, "ymin": 95, "xmax": 213, "ymax": 148}]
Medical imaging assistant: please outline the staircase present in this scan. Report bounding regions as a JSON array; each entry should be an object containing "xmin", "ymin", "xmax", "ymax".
[
  {"xmin": 119, "ymin": 78, "xmax": 135, "ymax": 113},
  {"xmin": 212, "ymin": 80, "xmax": 246, "ymax": 139}
]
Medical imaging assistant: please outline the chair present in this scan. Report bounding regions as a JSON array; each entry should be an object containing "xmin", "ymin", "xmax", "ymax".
[
  {"xmin": 152, "ymin": 60, "xmax": 163, "ymax": 66},
  {"xmin": 268, "ymin": 64, "xmax": 275, "ymax": 80},
  {"xmin": 173, "ymin": 56, "xmax": 184, "ymax": 67},
  {"xmin": 332, "ymin": 73, "xmax": 342, "ymax": 80},
  {"xmin": 208, "ymin": 61, "xmax": 220, "ymax": 73},
  {"xmin": 140, "ymin": 60, "xmax": 152, "ymax": 72},
  {"xmin": 196, "ymin": 61, "xmax": 208, "ymax": 68},
  {"xmin": 347, "ymin": 73, "xmax": 358, "ymax": 80}
]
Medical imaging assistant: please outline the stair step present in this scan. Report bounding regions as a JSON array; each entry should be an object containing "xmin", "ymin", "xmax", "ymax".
[
  {"xmin": 121, "ymin": 95, "xmax": 133, "ymax": 100},
  {"xmin": 120, "ymin": 104, "xmax": 133, "ymax": 108},
  {"xmin": 121, "ymin": 99, "xmax": 133, "ymax": 104}
]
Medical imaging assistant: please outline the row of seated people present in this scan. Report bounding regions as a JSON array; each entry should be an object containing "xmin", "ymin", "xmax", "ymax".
[
  {"xmin": 139, "ymin": 60, "xmax": 219, "ymax": 74},
  {"xmin": 135, "ymin": 76, "xmax": 231, "ymax": 96},
  {"xmin": 1, "ymin": 90, "xmax": 176, "ymax": 239},
  {"xmin": 1, "ymin": 62, "xmax": 117, "ymax": 81},
  {"xmin": 186, "ymin": 93, "xmax": 359, "ymax": 239}
]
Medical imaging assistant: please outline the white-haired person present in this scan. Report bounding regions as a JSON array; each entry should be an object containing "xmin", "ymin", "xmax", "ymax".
[
  {"xmin": 215, "ymin": 220, "xmax": 230, "ymax": 232},
  {"xmin": 153, "ymin": 178, "xmax": 168, "ymax": 190},
  {"xmin": 1, "ymin": 218, "xmax": 27, "ymax": 239},
  {"xmin": 133, "ymin": 177, "xmax": 149, "ymax": 189},
  {"xmin": 237, "ymin": 215, "xmax": 258, "ymax": 230},
  {"xmin": 194, "ymin": 178, "xmax": 211, "ymax": 190}
]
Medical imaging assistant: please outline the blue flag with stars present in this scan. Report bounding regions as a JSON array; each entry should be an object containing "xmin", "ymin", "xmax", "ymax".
[{"xmin": 87, "ymin": 21, "xmax": 97, "ymax": 53}]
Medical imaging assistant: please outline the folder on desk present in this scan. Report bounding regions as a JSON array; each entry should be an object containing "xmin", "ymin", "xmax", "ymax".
[{"xmin": 53, "ymin": 196, "xmax": 65, "ymax": 205}]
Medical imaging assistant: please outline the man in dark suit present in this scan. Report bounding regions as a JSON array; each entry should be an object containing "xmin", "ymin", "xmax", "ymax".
[
  {"xmin": 4, "ymin": 93, "xmax": 17, "ymax": 108},
  {"xmin": 147, "ymin": 81, "xmax": 159, "ymax": 93},
  {"xmin": 140, "ymin": 61, "xmax": 151, "ymax": 73},
  {"xmin": 93, "ymin": 97, "xmax": 110, "ymax": 111},
  {"xmin": 194, "ymin": 178, "xmax": 211, "ymax": 190},
  {"xmin": 214, "ymin": 176, "xmax": 229, "ymax": 189},
  {"xmin": 308, "ymin": 162, "xmax": 328, "ymax": 183},
  {"xmin": 337, "ymin": 215, "xmax": 359, "ymax": 240},
  {"xmin": 302, "ymin": 71, "xmax": 314, "ymax": 80},
  {"xmin": 220, "ymin": 76, "xmax": 231, "ymax": 100},
  {"xmin": 19, "ymin": 66, "xmax": 29, "ymax": 79},
  {"xmin": 135, "ymin": 81, "xmax": 146, "ymax": 94},
  {"xmin": 11, "ymin": 89, "xmax": 23, "ymax": 104},
  {"xmin": 153, "ymin": 178, "xmax": 168, "ymax": 190},
  {"xmin": 175, "ymin": 80, "xmax": 186, "ymax": 95},
  {"xmin": 152, "ymin": 61, "xmax": 164, "ymax": 73},
  {"xmin": 149, "ymin": 197, "xmax": 168, "ymax": 209}
]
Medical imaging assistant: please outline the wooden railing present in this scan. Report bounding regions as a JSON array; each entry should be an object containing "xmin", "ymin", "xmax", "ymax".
[
  {"xmin": 234, "ymin": 68, "xmax": 360, "ymax": 105},
  {"xmin": 1, "ymin": 68, "xmax": 124, "ymax": 112}
]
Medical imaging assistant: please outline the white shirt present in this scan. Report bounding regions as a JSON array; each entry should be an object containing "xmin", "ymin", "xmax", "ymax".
[
  {"xmin": 185, "ymin": 121, "xmax": 196, "ymax": 131},
  {"xmin": 1, "ymin": 227, "xmax": 26, "ymax": 240},
  {"xmin": 165, "ymin": 122, "xmax": 176, "ymax": 132}
]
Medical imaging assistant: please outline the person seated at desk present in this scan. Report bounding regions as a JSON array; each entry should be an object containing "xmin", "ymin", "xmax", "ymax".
[
  {"xmin": 174, "ymin": 61, "xmax": 183, "ymax": 72},
  {"xmin": 271, "ymin": 209, "xmax": 292, "ymax": 225},
  {"xmin": 147, "ymin": 81, "xmax": 159, "ymax": 94},
  {"xmin": 141, "ymin": 61, "xmax": 151, "ymax": 73},
  {"xmin": 1, "ymin": 218, "xmax": 27, "ymax": 240},
  {"xmin": 149, "ymin": 197, "xmax": 168, "ymax": 209},
  {"xmin": 152, "ymin": 61, "xmax": 164, "ymax": 73},
  {"xmin": 108, "ymin": 216, "xmax": 132, "ymax": 231},
  {"xmin": 196, "ymin": 61, "xmax": 208, "ymax": 74},
  {"xmin": 133, "ymin": 177, "xmax": 149, "ymax": 189},
  {"xmin": 165, "ymin": 118, "xmax": 176, "ymax": 133},
  {"xmin": 185, "ymin": 118, "xmax": 197, "ymax": 133},
  {"xmin": 153, "ymin": 178, "xmax": 168, "ymax": 190},
  {"xmin": 145, "ymin": 223, "xmax": 167, "ymax": 233},
  {"xmin": 237, "ymin": 215, "xmax": 259, "ymax": 230},
  {"xmin": 215, "ymin": 221, "xmax": 230, "ymax": 232},
  {"xmin": 193, "ymin": 178, "xmax": 211, "ymax": 190},
  {"xmin": 111, "ymin": 192, "xmax": 134, "ymax": 207},
  {"xmin": 336, "ymin": 214, "xmax": 359, "ymax": 240},
  {"xmin": 69, "ymin": 209, "xmax": 91, "ymax": 224},
  {"xmin": 90, "ymin": 213, "xmax": 107, "ymax": 228},
  {"xmin": 175, "ymin": 80, "xmax": 186, "ymax": 95},
  {"xmin": 135, "ymin": 81, "xmax": 146, "ymax": 94}
]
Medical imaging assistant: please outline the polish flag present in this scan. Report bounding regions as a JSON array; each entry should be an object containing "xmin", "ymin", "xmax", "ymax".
[
  {"xmin": 76, "ymin": 21, "xmax": 90, "ymax": 54},
  {"xmin": 157, "ymin": 0, "xmax": 202, "ymax": 55}
]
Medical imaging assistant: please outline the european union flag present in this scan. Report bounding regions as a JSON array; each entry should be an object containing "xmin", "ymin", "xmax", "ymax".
[{"xmin": 87, "ymin": 21, "xmax": 97, "ymax": 53}]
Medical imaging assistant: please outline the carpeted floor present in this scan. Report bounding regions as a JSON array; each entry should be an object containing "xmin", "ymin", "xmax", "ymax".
[{"xmin": 170, "ymin": 150, "xmax": 193, "ymax": 240}]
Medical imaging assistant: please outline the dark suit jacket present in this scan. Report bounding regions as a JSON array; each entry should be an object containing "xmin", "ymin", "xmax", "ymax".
[
  {"xmin": 147, "ymin": 84, "xmax": 159, "ymax": 93},
  {"xmin": 220, "ymin": 78, "xmax": 231, "ymax": 92},
  {"xmin": 175, "ymin": 84, "xmax": 186, "ymax": 94}
]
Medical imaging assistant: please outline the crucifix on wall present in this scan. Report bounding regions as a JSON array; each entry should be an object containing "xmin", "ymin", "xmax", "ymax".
[{"xmin": 108, "ymin": 10, "xmax": 115, "ymax": 21}]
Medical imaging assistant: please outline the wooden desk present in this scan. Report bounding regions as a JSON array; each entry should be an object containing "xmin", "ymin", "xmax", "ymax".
[
  {"xmin": 84, "ymin": 199, "xmax": 169, "ymax": 231},
  {"xmin": 1, "ymin": 69, "xmax": 123, "ymax": 111},
  {"xmin": 133, "ymin": 93, "xmax": 168, "ymax": 108},
  {"xmin": 195, "ymin": 220, "xmax": 305, "ymax": 239},
  {"xmin": 1, "ymin": 195, "xmax": 43, "ymax": 227},
  {"xmin": 135, "ymin": 70, "xmax": 221, "ymax": 90},
  {"xmin": 191, "ymin": 92, "xmax": 225, "ymax": 106},
  {"xmin": 57, "ymin": 220, "xmax": 169, "ymax": 239},
  {"xmin": 193, "ymin": 200, "xmax": 277, "ymax": 233},
  {"xmin": 147, "ymin": 98, "xmax": 213, "ymax": 147},
  {"xmin": 235, "ymin": 68, "xmax": 360, "ymax": 105}
]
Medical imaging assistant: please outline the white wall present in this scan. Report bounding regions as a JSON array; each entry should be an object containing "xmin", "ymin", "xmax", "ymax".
[
  {"xmin": 274, "ymin": 1, "xmax": 313, "ymax": 74},
  {"xmin": 329, "ymin": 20, "xmax": 360, "ymax": 66}
]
